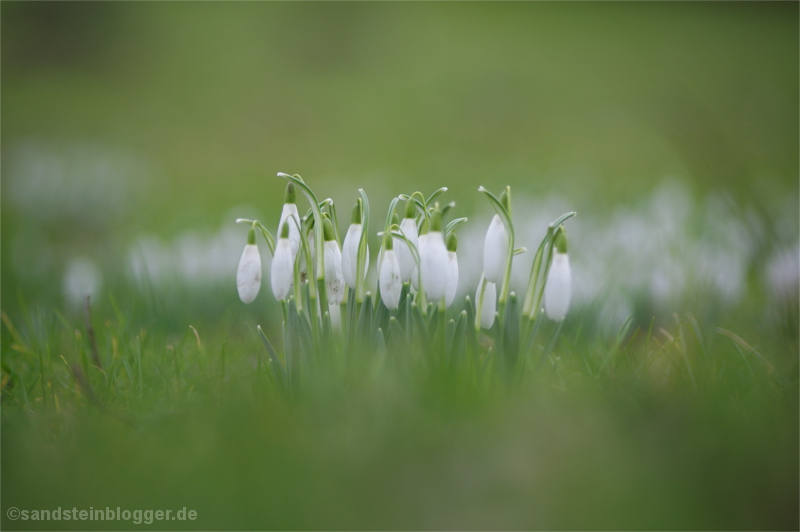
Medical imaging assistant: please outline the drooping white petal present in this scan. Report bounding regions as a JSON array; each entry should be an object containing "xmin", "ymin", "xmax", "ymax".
[
  {"xmin": 475, "ymin": 276, "xmax": 497, "ymax": 329},
  {"xmin": 328, "ymin": 302, "xmax": 341, "ymax": 330},
  {"xmin": 421, "ymin": 231, "xmax": 449, "ymax": 301},
  {"xmin": 341, "ymin": 223, "xmax": 362, "ymax": 289},
  {"xmin": 270, "ymin": 239, "xmax": 293, "ymax": 301},
  {"xmin": 411, "ymin": 233, "xmax": 427, "ymax": 291},
  {"xmin": 278, "ymin": 203, "xmax": 301, "ymax": 259},
  {"xmin": 324, "ymin": 240, "xmax": 345, "ymax": 304},
  {"xmin": 545, "ymin": 251, "xmax": 571, "ymax": 321},
  {"xmin": 444, "ymin": 251, "xmax": 459, "ymax": 308},
  {"xmin": 483, "ymin": 214, "xmax": 509, "ymax": 283},
  {"xmin": 396, "ymin": 217, "xmax": 419, "ymax": 282},
  {"xmin": 236, "ymin": 244, "xmax": 262, "ymax": 304},
  {"xmin": 379, "ymin": 249, "xmax": 402, "ymax": 310}
]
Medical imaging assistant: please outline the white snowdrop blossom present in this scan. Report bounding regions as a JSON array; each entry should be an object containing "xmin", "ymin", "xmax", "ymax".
[
  {"xmin": 270, "ymin": 237, "xmax": 293, "ymax": 301},
  {"xmin": 379, "ymin": 246, "xmax": 402, "ymax": 310},
  {"xmin": 411, "ymin": 233, "xmax": 427, "ymax": 291},
  {"xmin": 341, "ymin": 222, "xmax": 362, "ymax": 289},
  {"xmin": 444, "ymin": 250, "xmax": 459, "ymax": 308},
  {"xmin": 483, "ymin": 214, "xmax": 508, "ymax": 283},
  {"xmin": 396, "ymin": 216, "xmax": 419, "ymax": 282},
  {"xmin": 545, "ymin": 251, "xmax": 571, "ymax": 321},
  {"xmin": 237, "ymin": 243, "xmax": 262, "ymax": 304},
  {"xmin": 324, "ymin": 239, "xmax": 345, "ymax": 305},
  {"xmin": 545, "ymin": 226, "xmax": 571, "ymax": 321},
  {"xmin": 421, "ymin": 221, "xmax": 448, "ymax": 302},
  {"xmin": 476, "ymin": 275, "xmax": 497, "ymax": 329},
  {"xmin": 278, "ymin": 203, "xmax": 301, "ymax": 259}
]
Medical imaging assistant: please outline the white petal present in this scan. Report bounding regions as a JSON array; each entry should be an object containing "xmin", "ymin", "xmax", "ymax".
[
  {"xmin": 421, "ymin": 231, "xmax": 448, "ymax": 301},
  {"xmin": 396, "ymin": 217, "xmax": 419, "ymax": 282},
  {"xmin": 324, "ymin": 240, "xmax": 345, "ymax": 304},
  {"xmin": 483, "ymin": 215, "xmax": 508, "ymax": 283},
  {"xmin": 444, "ymin": 251, "xmax": 459, "ymax": 308},
  {"xmin": 270, "ymin": 239, "xmax": 293, "ymax": 301},
  {"xmin": 475, "ymin": 276, "xmax": 497, "ymax": 329},
  {"xmin": 379, "ymin": 249, "xmax": 402, "ymax": 310},
  {"xmin": 411, "ymin": 233, "xmax": 427, "ymax": 291},
  {"xmin": 341, "ymin": 224, "xmax": 362, "ymax": 289},
  {"xmin": 545, "ymin": 252, "xmax": 571, "ymax": 321},
  {"xmin": 237, "ymin": 244, "xmax": 262, "ymax": 304},
  {"xmin": 278, "ymin": 204, "xmax": 301, "ymax": 259}
]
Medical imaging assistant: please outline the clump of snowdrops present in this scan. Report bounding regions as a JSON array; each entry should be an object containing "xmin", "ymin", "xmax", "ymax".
[{"xmin": 236, "ymin": 173, "xmax": 574, "ymax": 394}]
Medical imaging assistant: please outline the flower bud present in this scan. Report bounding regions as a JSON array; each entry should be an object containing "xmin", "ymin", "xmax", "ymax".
[
  {"xmin": 323, "ymin": 218, "xmax": 345, "ymax": 304},
  {"xmin": 237, "ymin": 227, "xmax": 262, "ymax": 304},
  {"xmin": 483, "ymin": 214, "xmax": 508, "ymax": 283},
  {"xmin": 397, "ymin": 215, "xmax": 419, "ymax": 283},
  {"xmin": 545, "ymin": 226, "xmax": 571, "ymax": 321},
  {"xmin": 379, "ymin": 235, "xmax": 402, "ymax": 310},
  {"xmin": 270, "ymin": 223, "xmax": 293, "ymax": 301},
  {"xmin": 342, "ymin": 204, "xmax": 362, "ymax": 289},
  {"xmin": 476, "ymin": 275, "xmax": 497, "ymax": 329},
  {"xmin": 278, "ymin": 183, "xmax": 301, "ymax": 259},
  {"xmin": 421, "ymin": 206, "xmax": 448, "ymax": 301},
  {"xmin": 444, "ymin": 232, "xmax": 459, "ymax": 308}
]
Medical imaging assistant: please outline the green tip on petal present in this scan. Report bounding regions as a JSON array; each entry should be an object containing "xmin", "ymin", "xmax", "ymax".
[
  {"xmin": 247, "ymin": 226, "xmax": 257, "ymax": 245},
  {"xmin": 350, "ymin": 202, "xmax": 361, "ymax": 224},
  {"xmin": 404, "ymin": 198, "xmax": 416, "ymax": 219},
  {"xmin": 446, "ymin": 231, "xmax": 458, "ymax": 252},
  {"xmin": 554, "ymin": 225, "xmax": 568, "ymax": 253},
  {"xmin": 383, "ymin": 233, "xmax": 394, "ymax": 250},
  {"xmin": 323, "ymin": 217, "xmax": 336, "ymax": 241},
  {"xmin": 430, "ymin": 204, "xmax": 443, "ymax": 232},
  {"xmin": 280, "ymin": 222, "xmax": 290, "ymax": 239},
  {"xmin": 284, "ymin": 182, "xmax": 296, "ymax": 204}
]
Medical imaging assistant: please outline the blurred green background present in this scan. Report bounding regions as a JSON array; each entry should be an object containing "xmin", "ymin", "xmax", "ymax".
[{"xmin": 2, "ymin": 2, "xmax": 798, "ymax": 530}]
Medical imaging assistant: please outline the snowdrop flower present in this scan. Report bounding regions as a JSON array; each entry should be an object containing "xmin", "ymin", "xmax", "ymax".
[
  {"xmin": 475, "ymin": 274, "xmax": 497, "ymax": 329},
  {"xmin": 396, "ymin": 199, "xmax": 419, "ymax": 282},
  {"xmin": 444, "ymin": 232, "xmax": 459, "ymax": 308},
  {"xmin": 270, "ymin": 223, "xmax": 294, "ymax": 301},
  {"xmin": 421, "ymin": 206, "xmax": 449, "ymax": 301},
  {"xmin": 545, "ymin": 225, "xmax": 571, "ymax": 321},
  {"xmin": 341, "ymin": 202, "xmax": 369, "ymax": 289},
  {"xmin": 277, "ymin": 183, "xmax": 301, "ymax": 259},
  {"xmin": 323, "ymin": 217, "xmax": 345, "ymax": 305},
  {"xmin": 483, "ymin": 213, "xmax": 508, "ymax": 284},
  {"xmin": 411, "ymin": 224, "xmax": 427, "ymax": 291},
  {"xmin": 379, "ymin": 235, "xmax": 402, "ymax": 310},
  {"xmin": 237, "ymin": 226, "xmax": 262, "ymax": 304}
]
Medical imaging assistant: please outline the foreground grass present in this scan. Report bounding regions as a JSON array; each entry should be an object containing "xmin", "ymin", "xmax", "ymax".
[{"xmin": 1, "ymin": 292, "xmax": 798, "ymax": 530}]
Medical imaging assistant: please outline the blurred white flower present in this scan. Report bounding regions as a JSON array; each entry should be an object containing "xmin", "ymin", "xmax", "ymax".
[
  {"xmin": 324, "ymin": 239, "xmax": 345, "ymax": 305},
  {"xmin": 63, "ymin": 257, "xmax": 102, "ymax": 310},
  {"xmin": 422, "ymin": 230, "xmax": 448, "ymax": 301},
  {"xmin": 396, "ymin": 216, "xmax": 419, "ymax": 283},
  {"xmin": 236, "ymin": 230, "xmax": 262, "ymax": 304},
  {"xmin": 271, "ymin": 235, "xmax": 294, "ymax": 301},
  {"xmin": 278, "ymin": 184, "xmax": 301, "ymax": 259},
  {"xmin": 476, "ymin": 275, "xmax": 496, "ymax": 329},
  {"xmin": 483, "ymin": 214, "xmax": 508, "ymax": 283},
  {"xmin": 545, "ymin": 227, "xmax": 571, "ymax": 321},
  {"xmin": 379, "ymin": 245, "xmax": 402, "ymax": 310}
]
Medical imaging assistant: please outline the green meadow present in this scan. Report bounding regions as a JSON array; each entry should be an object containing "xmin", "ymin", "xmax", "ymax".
[{"xmin": 2, "ymin": 3, "xmax": 798, "ymax": 530}]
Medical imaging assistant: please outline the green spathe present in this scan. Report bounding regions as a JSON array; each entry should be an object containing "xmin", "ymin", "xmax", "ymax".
[
  {"xmin": 323, "ymin": 217, "xmax": 336, "ymax": 241},
  {"xmin": 446, "ymin": 231, "xmax": 458, "ymax": 252},
  {"xmin": 284, "ymin": 182, "xmax": 296, "ymax": 204},
  {"xmin": 350, "ymin": 202, "xmax": 362, "ymax": 224},
  {"xmin": 554, "ymin": 225, "xmax": 568, "ymax": 253}
]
